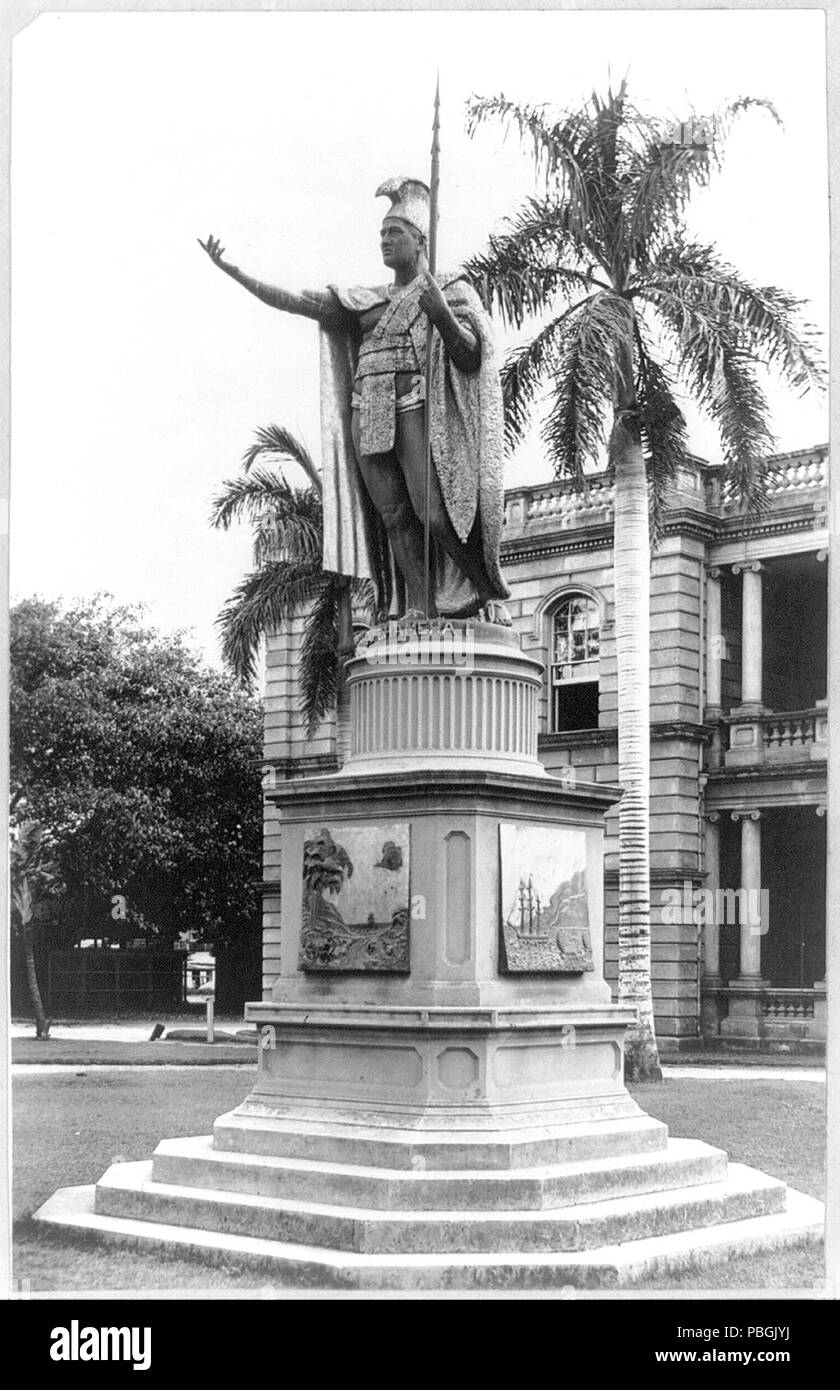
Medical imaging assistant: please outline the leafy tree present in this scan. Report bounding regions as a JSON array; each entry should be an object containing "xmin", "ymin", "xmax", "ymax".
[
  {"xmin": 10, "ymin": 596, "xmax": 263, "ymax": 956},
  {"xmin": 465, "ymin": 83, "xmax": 825, "ymax": 1079},
  {"xmin": 211, "ymin": 425, "xmax": 376, "ymax": 736}
]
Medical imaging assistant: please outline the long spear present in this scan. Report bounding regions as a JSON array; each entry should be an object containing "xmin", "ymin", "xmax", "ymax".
[{"xmin": 423, "ymin": 76, "xmax": 441, "ymax": 619}]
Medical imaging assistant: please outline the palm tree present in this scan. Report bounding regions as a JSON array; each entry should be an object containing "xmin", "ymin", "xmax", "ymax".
[
  {"xmin": 10, "ymin": 821, "xmax": 63, "ymax": 1039},
  {"xmin": 303, "ymin": 828, "xmax": 354, "ymax": 897},
  {"xmin": 211, "ymin": 425, "xmax": 377, "ymax": 739},
  {"xmin": 465, "ymin": 83, "xmax": 825, "ymax": 1080}
]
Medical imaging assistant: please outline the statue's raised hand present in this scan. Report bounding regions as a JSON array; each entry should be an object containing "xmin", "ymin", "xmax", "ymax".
[
  {"xmin": 197, "ymin": 234, "xmax": 238, "ymax": 277},
  {"xmin": 418, "ymin": 270, "xmax": 449, "ymax": 326}
]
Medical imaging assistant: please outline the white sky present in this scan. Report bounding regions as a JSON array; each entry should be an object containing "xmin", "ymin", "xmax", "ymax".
[{"xmin": 10, "ymin": 8, "xmax": 829, "ymax": 667}]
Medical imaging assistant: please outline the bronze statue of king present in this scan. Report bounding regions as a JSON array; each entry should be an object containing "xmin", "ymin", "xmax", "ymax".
[{"xmin": 200, "ymin": 176, "xmax": 509, "ymax": 621}]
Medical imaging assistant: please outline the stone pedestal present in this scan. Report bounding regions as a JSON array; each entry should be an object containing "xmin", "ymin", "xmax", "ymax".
[
  {"xmin": 235, "ymin": 623, "xmax": 640, "ymax": 1145},
  {"xmin": 34, "ymin": 621, "xmax": 823, "ymax": 1288}
]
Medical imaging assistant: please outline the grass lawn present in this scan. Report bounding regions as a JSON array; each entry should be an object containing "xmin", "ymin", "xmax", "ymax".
[
  {"xmin": 13, "ymin": 1038, "xmax": 257, "ymax": 1067},
  {"xmin": 13, "ymin": 1070, "xmax": 826, "ymax": 1295},
  {"xmin": 627, "ymin": 1078, "xmax": 825, "ymax": 1290}
]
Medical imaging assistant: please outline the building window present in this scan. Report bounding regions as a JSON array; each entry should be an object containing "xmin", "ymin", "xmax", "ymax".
[{"xmin": 550, "ymin": 595, "xmax": 600, "ymax": 731}]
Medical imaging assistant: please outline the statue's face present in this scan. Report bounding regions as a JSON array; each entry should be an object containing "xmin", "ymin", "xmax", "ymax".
[{"xmin": 380, "ymin": 217, "xmax": 423, "ymax": 273}]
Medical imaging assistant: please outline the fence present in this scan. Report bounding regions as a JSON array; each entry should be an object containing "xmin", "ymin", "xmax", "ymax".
[{"xmin": 47, "ymin": 950, "xmax": 186, "ymax": 1016}]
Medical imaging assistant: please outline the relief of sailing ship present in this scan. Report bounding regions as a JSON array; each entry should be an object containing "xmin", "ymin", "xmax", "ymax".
[
  {"xmin": 499, "ymin": 824, "xmax": 595, "ymax": 975},
  {"xmin": 512, "ymin": 876, "xmax": 550, "ymax": 939}
]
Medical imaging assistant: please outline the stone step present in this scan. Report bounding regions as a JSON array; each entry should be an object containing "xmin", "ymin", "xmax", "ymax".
[
  {"xmin": 94, "ymin": 1158, "xmax": 786, "ymax": 1255},
  {"xmin": 212, "ymin": 1110, "xmax": 669, "ymax": 1171},
  {"xmin": 151, "ymin": 1134, "xmax": 727, "ymax": 1212},
  {"xmin": 34, "ymin": 1181, "xmax": 824, "ymax": 1291}
]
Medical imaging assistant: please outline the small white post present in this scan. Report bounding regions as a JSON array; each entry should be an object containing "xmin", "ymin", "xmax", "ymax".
[{"xmin": 206, "ymin": 996, "xmax": 215, "ymax": 1044}]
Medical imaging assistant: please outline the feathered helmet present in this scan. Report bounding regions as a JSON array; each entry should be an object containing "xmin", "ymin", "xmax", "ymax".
[{"xmin": 375, "ymin": 176, "xmax": 430, "ymax": 241}]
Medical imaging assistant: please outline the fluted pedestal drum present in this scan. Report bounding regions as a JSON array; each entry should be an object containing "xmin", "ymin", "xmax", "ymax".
[{"xmin": 343, "ymin": 620, "xmax": 545, "ymax": 776}]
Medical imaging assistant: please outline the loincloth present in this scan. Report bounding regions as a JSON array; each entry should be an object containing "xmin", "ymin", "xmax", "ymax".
[{"xmin": 351, "ymin": 373, "xmax": 425, "ymax": 422}]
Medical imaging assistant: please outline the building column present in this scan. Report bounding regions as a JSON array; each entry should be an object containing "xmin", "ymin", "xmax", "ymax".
[
  {"xmin": 720, "ymin": 809, "xmax": 767, "ymax": 1038},
  {"xmin": 725, "ymin": 562, "xmax": 765, "ymax": 767},
  {"xmin": 702, "ymin": 813, "xmax": 722, "ymax": 979},
  {"xmin": 705, "ymin": 567, "xmax": 724, "ymax": 719},
  {"xmin": 735, "ymin": 809, "xmax": 765, "ymax": 978},
  {"xmin": 733, "ymin": 561, "xmax": 764, "ymax": 711},
  {"xmin": 700, "ymin": 811, "xmax": 724, "ymax": 1036},
  {"xmin": 813, "ymin": 804, "xmax": 828, "ymax": 1038}
]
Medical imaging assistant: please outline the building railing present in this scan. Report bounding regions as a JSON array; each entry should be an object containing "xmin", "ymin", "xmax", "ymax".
[
  {"xmin": 761, "ymin": 989, "xmax": 816, "ymax": 1021},
  {"xmin": 503, "ymin": 474, "xmax": 614, "ymax": 531},
  {"xmin": 722, "ymin": 447, "xmax": 826, "ymax": 510},
  {"xmin": 763, "ymin": 711, "xmax": 819, "ymax": 750},
  {"xmin": 724, "ymin": 705, "xmax": 827, "ymax": 766},
  {"xmin": 501, "ymin": 447, "xmax": 827, "ymax": 534},
  {"xmin": 702, "ymin": 982, "xmax": 826, "ymax": 1041}
]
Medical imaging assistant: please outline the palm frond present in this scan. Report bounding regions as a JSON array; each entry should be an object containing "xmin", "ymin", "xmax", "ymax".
[
  {"xmin": 623, "ymin": 98, "xmax": 781, "ymax": 266},
  {"xmin": 706, "ymin": 343, "xmax": 775, "ymax": 509},
  {"xmin": 350, "ymin": 577, "xmax": 378, "ymax": 616},
  {"xmin": 216, "ymin": 560, "xmax": 326, "ymax": 685},
  {"xmin": 633, "ymin": 323, "xmax": 690, "ymax": 544},
  {"xmin": 500, "ymin": 299, "xmax": 595, "ymax": 451},
  {"xmin": 251, "ymin": 492, "xmax": 323, "ymax": 568},
  {"xmin": 242, "ymin": 424, "xmax": 322, "ymax": 494},
  {"xmin": 624, "ymin": 139, "xmax": 715, "ymax": 267},
  {"xmin": 648, "ymin": 285, "xmax": 775, "ymax": 506},
  {"xmin": 463, "ymin": 200, "xmax": 595, "ymax": 327},
  {"xmin": 586, "ymin": 79, "xmax": 632, "ymax": 279},
  {"xmin": 466, "ymin": 95, "xmax": 594, "ymax": 253},
  {"xmin": 541, "ymin": 291, "xmax": 634, "ymax": 483},
  {"xmin": 210, "ymin": 467, "xmax": 321, "ymax": 533},
  {"xmin": 716, "ymin": 96, "xmax": 782, "ymax": 142},
  {"xmin": 299, "ymin": 578, "xmax": 342, "ymax": 738},
  {"xmin": 638, "ymin": 241, "xmax": 826, "ymax": 394}
]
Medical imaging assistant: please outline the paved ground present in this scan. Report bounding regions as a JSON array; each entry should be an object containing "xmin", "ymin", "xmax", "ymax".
[
  {"xmin": 12, "ymin": 1063, "xmax": 254, "ymax": 1074},
  {"xmin": 663, "ymin": 1065, "xmax": 825, "ymax": 1082},
  {"xmin": 11, "ymin": 1020, "xmax": 250, "ymax": 1042},
  {"xmin": 13, "ymin": 1064, "xmax": 825, "ymax": 1080},
  {"xmin": 11, "ymin": 1020, "xmax": 825, "ymax": 1082}
]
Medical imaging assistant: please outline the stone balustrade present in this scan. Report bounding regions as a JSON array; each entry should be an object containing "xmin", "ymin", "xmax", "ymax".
[
  {"xmin": 501, "ymin": 447, "xmax": 827, "ymax": 534},
  {"xmin": 761, "ymin": 990, "xmax": 816, "ymax": 1022},
  {"xmin": 503, "ymin": 475, "xmax": 614, "ymax": 531},
  {"xmin": 724, "ymin": 705, "xmax": 827, "ymax": 767},
  {"xmin": 704, "ymin": 982, "xmax": 825, "ymax": 1042},
  {"xmin": 722, "ymin": 448, "xmax": 826, "ymax": 510},
  {"xmin": 763, "ymin": 711, "xmax": 818, "ymax": 749}
]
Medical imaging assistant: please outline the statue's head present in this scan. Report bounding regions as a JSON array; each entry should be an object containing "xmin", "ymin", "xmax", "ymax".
[
  {"xmin": 376, "ymin": 177, "xmax": 429, "ymax": 274},
  {"xmin": 380, "ymin": 216, "xmax": 425, "ymax": 275}
]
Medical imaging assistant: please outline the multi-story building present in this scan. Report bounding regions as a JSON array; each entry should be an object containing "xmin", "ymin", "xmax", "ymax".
[{"xmin": 260, "ymin": 444, "xmax": 828, "ymax": 1053}]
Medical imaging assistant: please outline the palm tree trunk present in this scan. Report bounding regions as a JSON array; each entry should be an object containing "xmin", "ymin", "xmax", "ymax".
[
  {"xmin": 336, "ymin": 581, "xmax": 354, "ymax": 766},
  {"xmin": 612, "ymin": 416, "xmax": 662, "ymax": 1082},
  {"xmin": 22, "ymin": 920, "xmax": 50, "ymax": 1040}
]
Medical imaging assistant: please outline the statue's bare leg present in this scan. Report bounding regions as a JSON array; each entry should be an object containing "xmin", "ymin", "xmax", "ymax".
[
  {"xmin": 394, "ymin": 408, "xmax": 495, "ymax": 608},
  {"xmin": 352, "ymin": 414, "xmax": 429, "ymax": 615}
]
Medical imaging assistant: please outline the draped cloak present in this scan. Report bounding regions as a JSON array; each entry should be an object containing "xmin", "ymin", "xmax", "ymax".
[{"xmin": 318, "ymin": 272, "xmax": 509, "ymax": 617}]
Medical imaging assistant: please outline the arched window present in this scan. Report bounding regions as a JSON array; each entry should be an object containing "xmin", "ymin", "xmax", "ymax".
[{"xmin": 550, "ymin": 594, "xmax": 600, "ymax": 731}]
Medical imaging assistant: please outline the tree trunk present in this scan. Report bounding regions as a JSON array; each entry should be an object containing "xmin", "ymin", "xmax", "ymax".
[
  {"xmin": 22, "ymin": 920, "xmax": 50, "ymax": 1040},
  {"xmin": 612, "ymin": 419, "xmax": 662, "ymax": 1082},
  {"xmin": 336, "ymin": 581, "xmax": 354, "ymax": 767}
]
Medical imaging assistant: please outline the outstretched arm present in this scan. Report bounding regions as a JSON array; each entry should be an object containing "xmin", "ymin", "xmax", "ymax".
[{"xmin": 197, "ymin": 235, "xmax": 348, "ymax": 327}]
